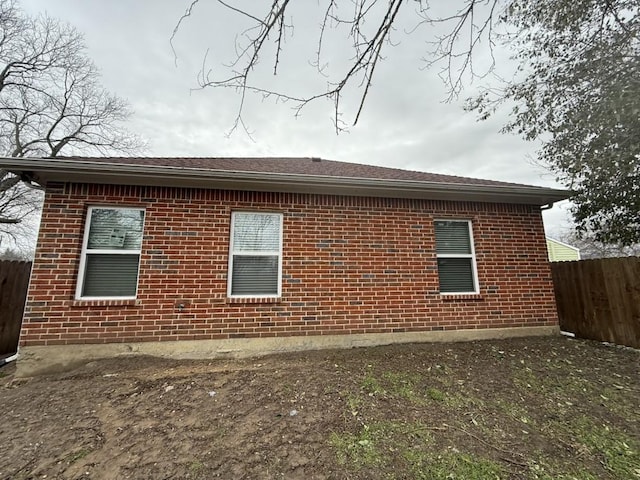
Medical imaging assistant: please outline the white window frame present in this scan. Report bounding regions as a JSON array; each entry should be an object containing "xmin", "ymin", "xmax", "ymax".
[
  {"xmin": 227, "ymin": 211, "xmax": 283, "ymax": 298},
  {"xmin": 76, "ymin": 206, "xmax": 145, "ymax": 300},
  {"xmin": 435, "ymin": 219, "xmax": 480, "ymax": 295}
]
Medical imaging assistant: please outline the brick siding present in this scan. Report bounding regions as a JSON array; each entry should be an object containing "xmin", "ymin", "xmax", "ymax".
[{"xmin": 20, "ymin": 183, "xmax": 558, "ymax": 346}]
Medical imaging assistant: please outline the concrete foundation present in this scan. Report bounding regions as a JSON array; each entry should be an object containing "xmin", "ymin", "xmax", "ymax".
[{"xmin": 16, "ymin": 325, "xmax": 559, "ymax": 377}]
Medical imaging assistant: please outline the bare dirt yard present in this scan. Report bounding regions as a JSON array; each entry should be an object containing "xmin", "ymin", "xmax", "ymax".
[{"xmin": 1, "ymin": 336, "xmax": 638, "ymax": 480}]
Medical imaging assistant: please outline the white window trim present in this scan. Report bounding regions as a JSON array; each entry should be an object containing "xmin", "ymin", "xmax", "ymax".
[
  {"xmin": 76, "ymin": 206, "xmax": 145, "ymax": 300},
  {"xmin": 435, "ymin": 219, "xmax": 480, "ymax": 295},
  {"xmin": 227, "ymin": 211, "xmax": 283, "ymax": 298}
]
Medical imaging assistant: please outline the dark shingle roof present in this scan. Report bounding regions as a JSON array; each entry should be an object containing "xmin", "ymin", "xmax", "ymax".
[{"xmin": 55, "ymin": 157, "xmax": 529, "ymax": 188}]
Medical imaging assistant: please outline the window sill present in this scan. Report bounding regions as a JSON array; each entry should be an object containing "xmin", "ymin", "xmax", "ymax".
[
  {"xmin": 70, "ymin": 299, "xmax": 142, "ymax": 308},
  {"xmin": 439, "ymin": 294, "xmax": 484, "ymax": 301},
  {"xmin": 226, "ymin": 297, "xmax": 281, "ymax": 304}
]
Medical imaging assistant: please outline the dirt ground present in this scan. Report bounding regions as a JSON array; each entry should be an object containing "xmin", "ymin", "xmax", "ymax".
[{"xmin": 1, "ymin": 336, "xmax": 638, "ymax": 480}]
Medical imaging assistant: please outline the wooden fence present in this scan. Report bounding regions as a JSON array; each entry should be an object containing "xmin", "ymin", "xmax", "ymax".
[
  {"xmin": 551, "ymin": 257, "xmax": 640, "ymax": 349},
  {"xmin": 0, "ymin": 261, "xmax": 32, "ymax": 356}
]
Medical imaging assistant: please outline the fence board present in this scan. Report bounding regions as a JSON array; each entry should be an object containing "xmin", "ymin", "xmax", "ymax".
[
  {"xmin": 0, "ymin": 261, "xmax": 32, "ymax": 356},
  {"xmin": 551, "ymin": 257, "xmax": 640, "ymax": 348}
]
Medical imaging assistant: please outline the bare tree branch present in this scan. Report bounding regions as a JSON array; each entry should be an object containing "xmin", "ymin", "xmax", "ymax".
[
  {"xmin": 171, "ymin": 0, "xmax": 638, "ymax": 245},
  {"xmin": 0, "ymin": 0, "xmax": 143, "ymax": 249},
  {"xmin": 172, "ymin": 0, "xmax": 505, "ymax": 133}
]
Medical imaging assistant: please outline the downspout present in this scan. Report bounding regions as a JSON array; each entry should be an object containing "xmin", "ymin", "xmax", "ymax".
[
  {"xmin": 0, "ymin": 350, "xmax": 18, "ymax": 367},
  {"xmin": 540, "ymin": 203, "xmax": 554, "ymax": 210},
  {"xmin": 20, "ymin": 172, "xmax": 45, "ymax": 191}
]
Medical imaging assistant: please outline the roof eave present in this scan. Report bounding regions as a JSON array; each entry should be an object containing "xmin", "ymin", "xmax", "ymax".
[{"xmin": 2, "ymin": 157, "xmax": 571, "ymax": 206}]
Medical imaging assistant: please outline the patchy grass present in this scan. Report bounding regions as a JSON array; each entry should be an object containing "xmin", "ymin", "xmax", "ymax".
[
  {"xmin": 360, "ymin": 369, "xmax": 385, "ymax": 396},
  {"xmin": 64, "ymin": 448, "xmax": 91, "ymax": 464},
  {"xmin": 331, "ymin": 420, "xmax": 505, "ymax": 479},
  {"xmin": 381, "ymin": 371, "xmax": 424, "ymax": 402},
  {"xmin": 330, "ymin": 421, "xmax": 433, "ymax": 468},
  {"xmin": 343, "ymin": 391, "xmax": 363, "ymax": 417},
  {"xmin": 188, "ymin": 460, "xmax": 206, "ymax": 474},
  {"xmin": 329, "ymin": 338, "xmax": 640, "ymax": 479},
  {"xmin": 495, "ymin": 400, "xmax": 534, "ymax": 426},
  {"xmin": 358, "ymin": 366, "xmax": 469, "ymax": 407},
  {"xmin": 564, "ymin": 417, "xmax": 640, "ymax": 479},
  {"xmin": 1, "ymin": 336, "xmax": 638, "ymax": 479},
  {"xmin": 426, "ymin": 387, "xmax": 446, "ymax": 402},
  {"xmin": 405, "ymin": 451, "xmax": 505, "ymax": 480},
  {"xmin": 528, "ymin": 461, "xmax": 599, "ymax": 480}
]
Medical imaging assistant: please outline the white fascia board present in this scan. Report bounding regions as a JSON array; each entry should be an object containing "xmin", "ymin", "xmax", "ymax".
[{"xmin": 1, "ymin": 157, "xmax": 571, "ymax": 206}]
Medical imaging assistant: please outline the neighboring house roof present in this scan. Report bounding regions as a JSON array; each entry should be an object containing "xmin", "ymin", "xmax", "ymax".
[
  {"xmin": 546, "ymin": 237, "xmax": 581, "ymax": 262},
  {"xmin": 1, "ymin": 156, "xmax": 571, "ymax": 206}
]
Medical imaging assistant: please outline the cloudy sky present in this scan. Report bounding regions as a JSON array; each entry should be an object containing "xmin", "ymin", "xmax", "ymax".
[{"xmin": 20, "ymin": 0, "xmax": 573, "ymax": 235}]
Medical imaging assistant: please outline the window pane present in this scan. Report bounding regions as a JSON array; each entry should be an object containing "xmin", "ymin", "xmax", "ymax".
[
  {"xmin": 82, "ymin": 254, "xmax": 140, "ymax": 297},
  {"xmin": 435, "ymin": 221, "xmax": 472, "ymax": 254},
  {"xmin": 437, "ymin": 258, "xmax": 475, "ymax": 293},
  {"xmin": 231, "ymin": 255, "xmax": 278, "ymax": 295},
  {"xmin": 233, "ymin": 213, "xmax": 280, "ymax": 251},
  {"xmin": 87, "ymin": 208, "xmax": 145, "ymax": 250}
]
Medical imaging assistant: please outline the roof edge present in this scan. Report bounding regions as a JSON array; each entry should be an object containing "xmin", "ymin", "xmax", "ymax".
[
  {"xmin": 1, "ymin": 157, "xmax": 571, "ymax": 206},
  {"xmin": 546, "ymin": 237, "xmax": 581, "ymax": 252}
]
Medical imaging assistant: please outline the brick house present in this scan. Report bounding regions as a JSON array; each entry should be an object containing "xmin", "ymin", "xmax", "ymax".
[{"xmin": 4, "ymin": 157, "xmax": 569, "ymax": 375}]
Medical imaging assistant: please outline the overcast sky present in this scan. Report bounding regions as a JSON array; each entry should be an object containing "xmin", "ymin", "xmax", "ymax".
[{"xmin": 20, "ymin": 0, "xmax": 573, "ymax": 235}]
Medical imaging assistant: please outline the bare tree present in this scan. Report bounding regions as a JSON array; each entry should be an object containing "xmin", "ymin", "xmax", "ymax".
[
  {"xmin": 555, "ymin": 229, "xmax": 640, "ymax": 260},
  {"xmin": 171, "ymin": 0, "xmax": 500, "ymax": 134},
  {"xmin": 172, "ymin": 0, "xmax": 639, "ymax": 246},
  {"xmin": 0, "ymin": 245, "xmax": 30, "ymax": 260},
  {"xmin": 0, "ymin": 0, "xmax": 143, "ymax": 248}
]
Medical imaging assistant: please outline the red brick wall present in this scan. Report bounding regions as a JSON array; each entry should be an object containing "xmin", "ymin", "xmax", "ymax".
[{"xmin": 20, "ymin": 183, "xmax": 558, "ymax": 346}]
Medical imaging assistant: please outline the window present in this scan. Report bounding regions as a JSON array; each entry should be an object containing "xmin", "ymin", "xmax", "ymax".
[
  {"xmin": 77, "ymin": 207, "xmax": 145, "ymax": 299},
  {"xmin": 228, "ymin": 212, "xmax": 283, "ymax": 297},
  {"xmin": 434, "ymin": 219, "xmax": 479, "ymax": 294}
]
